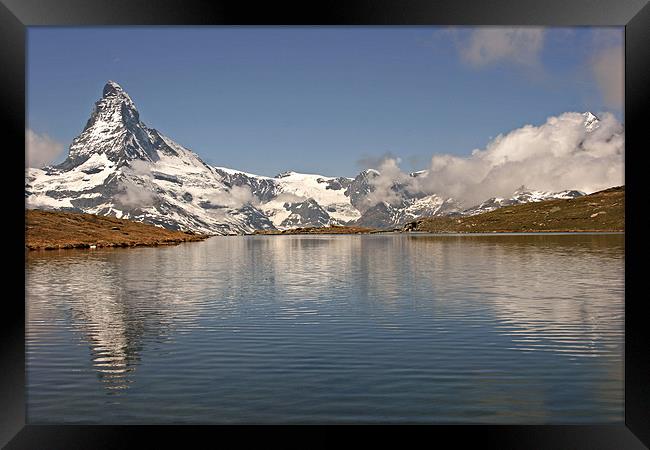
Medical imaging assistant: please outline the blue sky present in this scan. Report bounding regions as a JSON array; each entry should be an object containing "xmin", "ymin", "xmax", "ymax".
[{"xmin": 27, "ymin": 27, "xmax": 623, "ymax": 177}]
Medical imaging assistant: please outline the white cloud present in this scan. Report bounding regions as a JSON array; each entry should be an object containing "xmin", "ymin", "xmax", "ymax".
[
  {"xmin": 356, "ymin": 152, "xmax": 399, "ymax": 170},
  {"xmin": 457, "ymin": 28, "xmax": 545, "ymax": 68},
  {"xmin": 116, "ymin": 180, "xmax": 156, "ymax": 208},
  {"xmin": 204, "ymin": 185, "xmax": 255, "ymax": 209},
  {"xmin": 363, "ymin": 112, "xmax": 624, "ymax": 208},
  {"xmin": 446, "ymin": 27, "xmax": 623, "ymax": 109},
  {"xmin": 273, "ymin": 192, "xmax": 308, "ymax": 204},
  {"xmin": 592, "ymin": 45, "xmax": 624, "ymax": 109},
  {"xmin": 363, "ymin": 157, "xmax": 410, "ymax": 208},
  {"xmin": 127, "ymin": 159, "xmax": 152, "ymax": 177},
  {"xmin": 25, "ymin": 129, "xmax": 65, "ymax": 168}
]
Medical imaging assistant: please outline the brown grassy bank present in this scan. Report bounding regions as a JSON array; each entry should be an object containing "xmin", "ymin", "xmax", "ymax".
[
  {"xmin": 404, "ymin": 186, "xmax": 624, "ymax": 233},
  {"xmin": 26, "ymin": 209, "xmax": 208, "ymax": 250}
]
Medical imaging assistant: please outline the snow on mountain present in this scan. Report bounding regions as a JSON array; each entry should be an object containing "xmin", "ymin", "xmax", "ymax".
[
  {"xmin": 24, "ymin": 82, "xmax": 599, "ymax": 233},
  {"xmin": 277, "ymin": 198, "xmax": 331, "ymax": 228},
  {"xmin": 583, "ymin": 111, "xmax": 600, "ymax": 132},
  {"xmin": 26, "ymin": 81, "xmax": 274, "ymax": 235},
  {"xmin": 355, "ymin": 195, "xmax": 459, "ymax": 229},
  {"xmin": 211, "ymin": 168, "xmax": 360, "ymax": 229},
  {"xmin": 265, "ymin": 172, "xmax": 359, "ymax": 228},
  {"xmin": 402, "ymin": 195, "xmax": 461, "ymax": 222},
  {"xmin": 459, "ymin": 189, "xmax": 586, "ymax": 217}
]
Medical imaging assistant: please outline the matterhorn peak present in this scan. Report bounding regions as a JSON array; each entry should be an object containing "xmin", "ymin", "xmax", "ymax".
[
  {"xmin": 84, "ymin": 80, "xmax": 140, "ymax": 131},
  {"xmin": 98, "ymin": 80, "xmax": 136, "ymax": 109},
  {"xmin": 102, "ymin": 80, "xmax": 127, "ymax": 97},
  {"xmin": 59, "ymin": 80, "xmax": 155, "ymax": 169}
]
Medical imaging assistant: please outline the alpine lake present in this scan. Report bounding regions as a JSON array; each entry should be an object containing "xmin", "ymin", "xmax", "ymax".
[{"xmin": 26, "ymin": 232, "xmax": 624, "ymax": 424}]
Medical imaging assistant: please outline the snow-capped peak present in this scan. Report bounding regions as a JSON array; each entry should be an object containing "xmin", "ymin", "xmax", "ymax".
[
  {"xmin": 82, "ymin": 80, "xmax": 140, "ymax": 131},
  {"xmin": 103, "ymin": 80, "xmax": 126, "ymax": 95},
  {"xmin": 583, "ymin": 111, "xmax": 600, "ymax": 131},
  {"xmin": 59, "ymin": 81, "xmax": 157, "ymax": 169},
  {"xmin": 98, "ymin": 80, "xmax": 137, "ymax": 113},
  {"xmin": 361, "ymin": 168, "xmax": 380, "ymax": 177}
]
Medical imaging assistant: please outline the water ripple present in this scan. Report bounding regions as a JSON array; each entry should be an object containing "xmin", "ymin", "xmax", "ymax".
[{"xmin": 26, "ymin": 233, "xmax": 624, "ymax": 424}]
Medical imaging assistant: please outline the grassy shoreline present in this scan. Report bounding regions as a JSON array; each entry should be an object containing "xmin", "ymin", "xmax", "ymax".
[
  {"xmin": 404, "ymin": 186, "xmax": 623, "ymax": 234},
  {"xmin": 26, "ymin": 209, "xmax": 208, "ymax": 251}
]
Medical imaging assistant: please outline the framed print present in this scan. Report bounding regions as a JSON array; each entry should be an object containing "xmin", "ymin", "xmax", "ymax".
[{"xmin": 3, "ymin": 0, "xmax": 649, "ymax": 447}]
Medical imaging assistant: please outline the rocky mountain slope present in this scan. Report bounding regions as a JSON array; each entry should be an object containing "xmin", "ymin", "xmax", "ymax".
[
  {"xmin": 26, "ymin": 81, "xmax": 607, "ymax": 235},
  {"xmin": 402, "ymin": 186, "xmax": 624, "ymax": 233}
]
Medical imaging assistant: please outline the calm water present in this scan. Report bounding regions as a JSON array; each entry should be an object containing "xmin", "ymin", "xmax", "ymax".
[{"xmin": 26, "ymin": 233, "xmax": 624, "ymax": 424}]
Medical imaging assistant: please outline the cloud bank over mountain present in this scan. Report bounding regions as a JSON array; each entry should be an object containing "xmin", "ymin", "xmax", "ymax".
[
  {"xmin": 365, "ymin": 112, "xmax": 624, "ymax": 207},
  {"xmin": 204, "ymin": 185, "xmax": 255, "ymax": 209}
]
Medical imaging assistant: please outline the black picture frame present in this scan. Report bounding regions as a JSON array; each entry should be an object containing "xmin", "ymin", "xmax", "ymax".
[{"xmin": 4, "ymin": 0, "xmax": 649, "ymax": 447}]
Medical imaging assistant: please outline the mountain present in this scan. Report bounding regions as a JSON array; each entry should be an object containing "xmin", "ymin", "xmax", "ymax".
[
  {"xmin": 402, "ymin": 186, "xmax": 624, "ymax": 233},
  {"xmin": 26, "ymin": 81, "xmax": 276, "ymax": 235},
  {"xmin": 26, "ymin": 82, "xmax": 602, "ymax": 234},
  {"xmin": 457, "ymin": 188, "xmax": 586, "ymax": 217}
]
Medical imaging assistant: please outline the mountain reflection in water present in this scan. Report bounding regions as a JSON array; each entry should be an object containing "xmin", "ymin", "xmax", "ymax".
[{"xmin": 26, "ymin": 233, "xmax": 624, "ymax": 423}]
